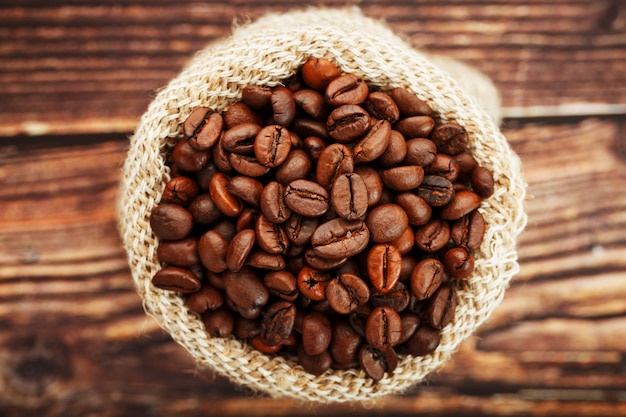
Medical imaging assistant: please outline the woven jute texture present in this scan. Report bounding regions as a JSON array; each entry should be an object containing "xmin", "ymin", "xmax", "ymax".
[{"xmin": 118, "ymin": 7, "xmax": 527, "ymax": 403}]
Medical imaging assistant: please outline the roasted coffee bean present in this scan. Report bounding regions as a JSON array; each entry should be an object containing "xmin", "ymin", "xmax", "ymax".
[
  {"xmin": 260, "ymin": 181, "xmax": 291, "ymax": 223},
  {"xmin": 226, "ymin": 175, "xmax": 263, "ymax": 207},
  {"xmin": 222, "ymin": 122, "xmax": 261, "ymax": 155},
  {"xmin": 414, "ymin": 218, "xmax": 450, "ymax": 253},
  {"xmin": 365, "ymin": 204, "xmax": 408, "ymax": 243},
  {"xmin": 354, "ymin": 166, "xmax": 383, "ymax": 206},
  {"xmin": 246, "ymin": 250, "xmax": 285, "ymax": 270},
  {"xmin": 348, "ymin": 303, "xmax": 371, "ymax": 338},
  {"xmin": 326, "ymin": 273, "xmax": 370, "ymax": 314},
  {"xmin": 236, "ymin": 304, "xmax": 263, "ymax": 320},
  {"xmin": 212, "ymin": 135, "xmax": 233, "ymax": 174},
  {"xmin": 451, "ymin": 210, "xmax": 485, "ymax": 250},
  {"xmin": 443, "ymin": 247, "xmax": 475, "ymax": 279},
  {"xmin": 391, "ymin": 227, "xmax": 415, "ymax": 255},
  {"xmin": 416, "ymin": 175, "xmax": 455, "ymax": 207},
  {"xmin": 326, "ymin": 104, "xmax": 371, "ymax": 143},
  {"xmin": 304, "ymin": 247, "xmax": 348, "ymax": 271},
  {"xmin": 184, "ymin": 107, "xmax": 210, "ymax": 138},
  {"xmin": 399, "ymin": 255, "xmax": 419, "ymax": 284},
  {"xmin": 453, "ymin": 151, "xmax": 478, "ymax": 181},
  {"xmin": 370, "ymin": 282, "xmax": 410, "ymax": 312},
  {"xmin": 264, "ymin": 270, "xmax": 299, "ymax": 301},
  {"xmin": 209, "ymin": 172, "xmax": 243, "ymax": 217},
  {"xmin": 290, "ymin": 118, "xmax": 329, "ymax": 140},
  {"xmin": 194, "ymin": 161, "xmax": 219, "ymax": 191},
  {"xmin": 410, "ymin": 258, "xmax": 444, "ymax": 300},
  {"xmin": 171, "ymin": 138, "xmax": 210, "ymax": 172},
  {"xmin": 226, "ymin": 229, "xmax": 256, "ymax": 272},
  {"xmin": 198, "ymin": 229, "xmax": 229, "ymax": 273},
  {"xmin": 249, "ymin": 334, "xmax": 282, "ymax": 354},
  {"xmin": 157, "ymin": 237, "xmax": 199, "ymax": 267},
  {"xmin": 395, "ymin": 115, "xmax": 435, "ymax": 139},
  {"xmin": 316, "ymin": 143, "xmax": 355, "ymax": 189},
  {"xmin": 206, "ymin": 270, "xmax": 225, "ymax": 290},
  {"xmin": 150, "ymin": 203, "xmax": 194, "ymax": 240},
  {"xmin": 398, "ymin": 313, "xmax": 420, "ymax": 345},
  {"xmin": 284, "ymin": 214, "xmax": 318, "ymax": 245},
  {"xmin": 367, "ymin": 244, "xmax": 402, "ymax": 293},
  {"xmin": 270, "ymin": 87, "xmax": 296, "ymax": 127},
  {"xmin": 235, "ymin": 207, "xmax": 258, "ymax": 232},
  {"xmin": 311, "ymin": 218, "xmax": 370, "ymax": 260},
  {"xmin": 325, "ymin": 73, "xmax": 369, "ymax": 106},
  {"xmin": 294, "ymin": 89, "xmax": 328, "ymax": 120},
  {"xmin": 381, "ymin": 165, "xmax": 424, "ymax": 191},
  {"xmin": 162, "ymin": 175, "xmax": 199, "ymax": 207},
  {"xmin": 241, "ymin": 85, "xmax": 272, "ymax": 110},
  {"xmin": 440, "ymin": 190, "xmax": 481, "ymax": 220},
  {"xmin": 188, "ymin": 194, "xmax": 222, "ymax": 225},
  {"xmin": 297, "ymin": 345, "xmax": 332, "ymax": 376},
  {"xmin": 254, "ymin": 125, "xmax": 292, "ymax": 168},
  {"xmin": 275, "ymin": 149, "xmax": 312, "ymax": 185},
  {"xmin": 303, "ymin": 136, "xmax": 326, "ymax": 160},
  {"xmin": 302, "ymin": 311, "xmax": 333, "ymax": 356},
  {"xmin": 390, "ymin": 87, "xmax": 433, "ymax": 116},
  {"xmin": 186, "ymin": 284, "xmax": 224, "ymax": 314},
  {"xmin": 283, "ymin": 179, "xmax": 329, "ymax": 217},
  {"xmin": 331, "ymin": 173, "xmax": 368, "ymax": 221},
  {"xmin": 405, "ymin": 324, "xmax": 441, "ymax": 356},
  {"xmin": 152, "ymin": 266, "xmax": 202, "ymax": 293},
  {"xmin": 228, "ymin": 153, "xmax": 271, "ymax": 177},
  {"xmin": 353, "ymin": 120, "xmax": 392, "ymax": 163},
  {"xmin": 301, "ymin": 57, "xmax": 341, "ymax": 91},
  {"xmin": 426, "ymin": 153, "xmax": 459, "ymax": 182},
  {"xmin": 378, "ymin": 130, "xmax": 407, "ymax": 168},
  {"xmin": 261, "ymin": 301, "xmax": 296, "ymax": 346},
  {"xmin": 235, "ymin": 316, "xmax": 262, "ymax": 339},
  {"xmin": 185, "ymin": 108, "xmax": 224, "ymax": 151},
  {"xmin": 471, "ymin": 166, "xmax": 495, "ymax": 198},
  {"xmin": 359, "ymin": 345, "xmax": 398, "ymax": 381},
  {"xmin": 212, "ymin": 219, "xmax": 236, "ymax": 241},
  {"xmin": 430, "ymin": 122, "xmax": 468, "ymax": 156},
  {"xmin": 365, "ymin": 91, "xmax": 400, "ymax": 124},
  {"xmin": 365, "ymin": 306, "xmax": 402, "ymax": 349},
  {"xmin": 395, "ymin": 192, "xmax": 431, "ymax": 226},
  {"xmin": 223, "ymin": 268, "xmax": 269, "ymax": 310},
  {"xmin": 330, "ymin": 320, "xmax": 363, "ymax": 364},
  {"xmin": 405, "ymin": 138, "xmax": 437, "ymax": 167},
  {"xmin": 297, "ymin": 266, "xmax": 332, "ymax": 301},
  {"xmin": 255, "ymin": 214, "xmax": 289, "ymax": 254},
  {"xmin": 223, "ymin": 102, "xmax": 264, "ymax": 129},
  {"xmin": 426, "ymin": 286, "xmax": 457, "ymax": 329},
  {"xmin": 203, "ymin": 307, "xmax": 235, "ymax": 337}
]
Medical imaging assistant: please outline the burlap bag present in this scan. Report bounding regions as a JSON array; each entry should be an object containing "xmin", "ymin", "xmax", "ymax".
[{"xmin": 118, "ymin": 7, "xmax": 527, "ymax": 403}]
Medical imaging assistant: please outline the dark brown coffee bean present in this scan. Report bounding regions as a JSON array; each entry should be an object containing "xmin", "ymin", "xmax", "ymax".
[
  {"xmin": 395, "ymin": 115, "xmax": 435, "ymax": 139},
  {"xmin": 226, "ymin": 229, "xmax": 256, "ymax": 272},
  {"xmin": 430, "ymin": 122, "xmax": 468, "ymax": 155},
  {"xmin": 414, "ymin": 218, "xmax": 451, "ymax": 253},
  {"xmin": 391, "ymin": 226, "xmax": 415, "ymax": 255},
  {"xmin": 365, "ymin": 91, "xmax": 400, "ymax": 123},
  {"xmin": 223, "ymin": 102, "xmax": 264, "ymax": 129},
  {"xmin": 290, "ymin": 117, "xmax": 329, "ymax": 140},
  {"xmin": 326, "ymin": 104, "xmax": 371, "ymax": 143},
  {"xmin": 330, "ymin": 320, "xmax": 363, "ymax": 364},
  {"xmin": 471, "ymin": 166, "xmax": 495, "ymax": 198},
  {"xmin": 255, "ymin": 214, "xmax": 289, "ymax": 254},
  {"xmin": 326, "ymin": 273, "xmax": 370, "ymax": 314},
  {"xmin": 242, "ymin": 85, "xmax": 272, "ymax": 110},
  {"xmin": 353, "ymin": 119, "xmax": 391, "ymax": 163},
  {"xmin": 301, "ymin": 58, "xmax": 341, "ymax": 91},
  {"xmin": 249, "ymin": 335, "xmax": 282, "ymax": 354},
  {"xmin": 426, "ymin": 153, "xmax": 460, "ymax": 182},
  {"xmin": 235, "ymin": 207, "xmax": 258, "ymax": 232},
  {"xmin": 297, "ymin": 345, "xmax": 332, "ymax": 376},
  {"xmin": 365, "ymin": 204, "xmax": 409, "ymax": 243},
  {"xmin": 184, "ymin": 107, "xmax": 210, "ymax": 138},
  {"xmin": 228, "ymin": 153, "xmax": 271, "ymax": 177},
  {"xmin": 270, "ymin": 87, "xmax": 296, "ymax": 127},
  {"xmin": 162, "ymin": 176, "xmax": 199, "ymax": 207},
  {"xmin": 367, "ymin": 244, "xmax": 402, "ymax": 294},
  {"xmin": 359, "ymin": 345, "xmax": 398, "ymax": 381},
  {"xmin": 221, "ymin": 122, "xmax": 261, "ymax": 155},
  {"xmin": 157, "ymin": 236, "xmax": 199, "ymax": 267},
  {"xmin": 209, "ymin": 172, "xmax": 243, "ymax": 217},
  {"xmin": 223, "ymin": 268, "xmax": 269, "ymax": 310},
  {"xmin": 390, "ymin": 87, "xmax": 433, "ymax": 116},
  {"xmin": 260, "ymin": 181, "xmax": 291, "ymax": 223},
  {"xmin": 264, "ymin": 270, "xmax": 299, "ymax": 301},
  {"xmin": 451, "ymin": 210, "xmax": 485, "ymax": 250},
  {"xmin": 226, "ymin": 175, "xmax": 263, "ymax": 208},
  {"xmin": 152, "ymin": 266, "xmax": 201, "ymax": 293},
  {"xmin": 378, "ymin": 130, "xmax": 407, "ymax": 168},
  {"xmin": 186, "ymin": 284, "xmax": 224, "ymax": 314},
  {"xmin": 426, "ymin": 286, "xmax": 457, "ymax": 329},
  {"xmin": 203, "ymin": 307, "xmax": 235, "ymax": 337},
  {"xmin": 212, "ymin": 219, "xmax": 236, "ymax": 241},
  {"xmin": 398, "ymin": 312, "xmax": 420, "ymax": 345},
  {"xmin": 395, "ymin": 192, "xmax": 431, "ymax": 226},
  {"xmin": 304, "ymin": 247, "xmax": 348, "ymax": 271},
  {"xmin": 275, "ymin": 149, "xmax": 312, "ymax": 185},
  {"xmin": 235, "ymin": 316, "xmax": 262, "ymax": 339},
  {"xmin": 212, "ymin": 135, "xmax": 234, "ymax": 174},
  {"xmin": 366, "ymin": 306, "xmax": 402, "ymax": 350},
  {"xmin": 284, "ymin": 214, "xmax": 318, "ymax": 245},
  {"xmin": 405, "ymin": 324, "xmax": 441, "ymax": 356},
  {"xmin": 331, "ymin": 173, "xmax": 368, "ymax": 221},
  {"xmin": 354, "ymin": 166, "xmax": 383, "ymax": 207},
  {"xmin": 416, "ymin": 175, "xmax": 455, "ymax": 207},
  {"xmin": 370, "ymin": 282, "xmax": 410, "ymax": 312},
  {"xmin": 405, "ymin": 138, "xmax": 437, "ymax": 167},
  {"xmin": 246, "ymin": 250, "xmax": 285, "ymax": 270},
  {"xmin": 316, "ymin": 143, "xmax": 354, "ymax": 189},
  {"xmin": 302, "ymin": 311, "xmax": 332, "ymax": 355},
  {"xmin": 284, "ymin": 179, "xmax": 329, "ymax": 217},
  {"xmin": 325, "ymin": 73, "xmax": 369, "ymax": 106},
  {"xmin": 453, "ymin": 151, "xmax": 478, "ymax": 181},
  {"xmin": 303, "ymin": 136, "xmax": 326, "ymax": 160},
  {"xmin": 294, "ymin": 89, "xmax": 328, "ymax": 120},
  {"xmin": 443, "ymin": 247, "xmax": 475, "ymax": 279},
  {"xmin": 150, "ymin": 203, "xmax": 194, "ymax": 240},
  {"xmin": 440, "ymin": 190, "xmax": 481, "ymax": 220},
  {"xmin": 297, "ymin": 266, "xmax": 332, "ymax": 301},
  {"xmin": 170, "ymin": 138, "xmax": 210, "ymax": 172},
  {"xmin": 381, "ymin": 165, "xmax": 424, "ymax": 191},
  {"xmin": 410, "ymin": 258, "xmax": 444, "ymax": 300},
  {"xmin": 253, "ymin": 125, "xmax": 292, "ymax": 168},
  {"xmin": 198, "ymin": 229, "xmax": 229, "ymax": 273},
  {"xmin": 194, "ymin": 161, "xmax": 219, "ymax": 191},
  {"xmin": 261, "ymin": 301, "xmax": 296, "ymax": 346},
  {"xmin": 185, "ymin": 108, "xmax": 224, "ymax": 151},
  {"xmin": 311, "ymin": 218, "xmax": 370, "ymax": 260}
]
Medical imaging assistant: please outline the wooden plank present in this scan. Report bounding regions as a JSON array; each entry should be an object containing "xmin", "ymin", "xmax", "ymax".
[{"xmin": 1, "ymin": 1, "xmax": 625, "ymax": 136}]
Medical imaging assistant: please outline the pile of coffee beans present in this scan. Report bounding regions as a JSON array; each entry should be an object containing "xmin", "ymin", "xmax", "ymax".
[{"xmin": 149, "ymin": 58, "xmax": 494, "ymax": 380}]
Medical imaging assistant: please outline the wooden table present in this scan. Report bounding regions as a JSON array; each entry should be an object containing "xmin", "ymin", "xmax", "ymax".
[{"xmin": 1, "ymin": 1, "xmax": 625, "ymax": 415}]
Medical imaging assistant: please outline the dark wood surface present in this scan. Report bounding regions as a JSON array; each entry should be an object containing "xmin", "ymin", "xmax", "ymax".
[{"xmin": 1, "ymin": 1, "xmax": 626, "ymax": 416}]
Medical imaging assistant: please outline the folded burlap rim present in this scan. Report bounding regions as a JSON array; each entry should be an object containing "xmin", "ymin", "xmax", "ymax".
[{"xmin": 118, "ymin": 7, "xmax": 527, "ymax": 403}]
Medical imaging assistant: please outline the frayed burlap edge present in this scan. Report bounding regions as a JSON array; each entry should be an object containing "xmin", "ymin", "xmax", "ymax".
[{"xmin": 117, "ymin": 7, "xmax": 527, "ymax": 403}]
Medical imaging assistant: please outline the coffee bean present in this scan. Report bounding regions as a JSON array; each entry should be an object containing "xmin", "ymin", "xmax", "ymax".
[
  {"xmin": 302, "ymin": 311, "xmax": 333, "ymax": 356},
  {"xmin": 453, "ymin": 151, "xmax": 478, "ymax": 181},
  {"xmin": 223, "ymin": 268, "xmax": 269, "ymax": 311},
  {"xmin": 326, "ymin": 104, "xmax": 371, "ymax": 143},
  {"xmin": 203, "ymin": 307, "xmax": 235, "ymax": 337},
  {"xmin": 370, "ymin": 282, "xmax": 410, "ymax": 312},
  {"xmin": 301, "ymin": 58, "xmax": 341, "ymax": 91},
  {"xmin": 171, "ymin": 138, "xmax": 210, "ymax": 172},
  {"xmin": 451, "ymin": 210, "xmax": 485, "ymax": 250},
  {"xmin": 297, "ymin": 345, "xmax": 332, "ymax": 376},
  {"xmin": 378, "ymin": 130, "xmax": 407, "ymax": 168},
  {"xmin": 443, "ymin": 247, "xmax": 475, "ymax": 279},
  {"xmin": 311, "ymin": 218, "xmax": 370, "ymax": 260},
  {"xmin": 354, "ymin": 166, "xmax": 383, "ymax": 206},
  {"xmin": 150, "ymin": 203, "xmax": 194, "ymax": 240},
  {"xmin": 398, "ymin": 313, "xmax": 420, "ymax": 345},
  {"xmin": 364, "ymin": 91, "xmax": 400, "ymax": 124},
  {"xmin": 303, "ymin": 136, "xmax": 326, "ymax": 160},
  {"xmin": 395, "ymin": 115, "xmax": 435, "ymax": 139},
  {"xmin": 425, "ymin": 286, "xmax": 457, "ymax": 329},
  {"xmin": 222, "ymin": 122, "xmax": 261, "ymax": 155},
  {"xmin": 471, "ymin": 166, "xmax": 495, "ymax": 198},
  {"xmin": 194, "ymin": 161, "xmax": 219, "ymax": 191},
  {"xmin": 367, "ymin": 244, "xmax": 402, "ymax": 294},
  {"xmin": 198, "ymin": 229, "xmax": 229, "ymax": 273},
  {"xmin": 226, "ymin": 175, "xmax": 263, "ymax": 207},
  {"xmin": 162, "ymin": 176, "xmax": 199, "ymax": 207},
  {"xmin": 212, "ymin": 219, "xmax": 236, "ymax": 241},
  {"xmin": 186, "ymin": 284, "xmax": 224, "ymax": 314},
  {"xmin": 316, "ymin": 143, "xmax": 355, "ymax": 189},
  {"xmin": 185, "ymin": 108, "xmax": 224, "ymax": 151},
  {"xmin": 395, "ymin": 192, "xmax": 431, "ymax": 226},
  {"xmin": 260, "ymin": 181, "xmax": 291, "ymax": 223},
  {"xmin": 261, "ymin": 301, "xmax": 296, "ymax": 346},
  {"xmin": 235, "ymin": 207, "xmax": 258, "ymax": 232},
  {"xmin": 255, "ymin": 214, "xmax": 289, "ymax": 254},
  {"xmin": 228, "ymin": 153, "xmax": 271, "ymax": 177},
  {"xmin": 405, "ymin": 138, "xmax": 437, "ymax": 167},
  {"xmin": 426, "ymin": 153, "xmax": 459, "ymax": 182},
  {"xmin": 353, "ymin": 120, "xmax": 392, "ymax": 163},
  {"xmin": 405, "ymin": 324, "xmax": 441, "ymax": 356},
  {"xmin": 290, "ymin": 118, "xmax": 329, "ymax": 140},
  {"xmin": 325, "ymin": 73, "xmax": 369, "ymax": 106},
  {"xmin": 365, "ymin": 306, "xmax": 402, "ymax": 349},
  {"xmin": 223, "ymin": 102, "xmax": 264, "ymax": 129},
  {"xmin": 381, "ymin": 165, "xmax": 424, "ymax": 191},
  {"xmin": 294, "ymin": 89, "xmax": 328, "ymax": 120},
  {"xmin": 152, "ymin": 266, "xmax": 202, "ymax": 293},
  {"xmin": 212, "ymin": 135, "xmax": 234, "ymax": 174},
  {"xmin": 284, "ymin": 179, "xmax": 330, "ymax": 217},
  {"xmin": 264, "ymin": 270, "xmax": 299, "ymax": 301},
  {"xmin": 157, "ymin": 236, "xmax": 199, "ymax": 267},
  {"xmin": 416, "ymin": 175, "xmax": 455, "ymax": 207},
  {"xmin": 254, "ymin": 125, "xmax": 292, "ymax": 168},
  {"xmin": 226, "ymin": 229, "xmax": 256, "ymax": 272},
  {"xmin": 284, "ymin": 214, "xmax": 318, "ymax": 245},
  {"xmin": 330, "ymin": 320, "xmax": 363, "ymax": 365},
  {"xmin": 359, "ymin": 345, "xmax": 398, "ymax": 381},
  {"xmin": 331, "ymin": 173, "xmax": 368, "ymax": 221},
  {"xmin": 410, "ymin": 258, "xmax": 444, "ymax": 300},
  {"xmin": 430, "ymin": 122, "xmax": 468, "ymax": 156},
  {"xmin": 270, "ymin": 87, "xmax": 296, "ymax": 127},
  {"xmin": 326, "ymin": 273, "xmax": 370, "ymax": 314},
  {"xmin": 234, "ymin": 316, "xmax": 262, "ymax": 339},
  {"xmin": 304, "ymin": 247, "xmax": 348, "ymax": 271},
  {"xmin": 246, "ymin": 250, "xmax": 285, "ymax": 270},
  {"xmin": 414, "ymin": 218, "xmax": 451, "ymax": 253},
  {"xmin": 297, "ymin": 266, "xmax": 332, "ymax": 301},
  {"xmin": 391, "ymin": 227, "xmax": 415, "ymax": 255},
  {"xmin": 249, "ymin": 334, "xmax": 282, "ymax": 354},
  {"xmin": 241, "ymin": 85, "xmax": 272, "ymax": 110},
  {"xmin": 390, "ymin": 87, "xmax": 433, "ymax": 116},
  {"xmin": 365, "ymin": 204, "xmax": 409, "ymax": 243},
  {"xmin": 275, "ymin": 150, "xmax": 312, "ymax": 185},
  {"xmin": 440, "ymin": 190, "xmax": 481, "ymax": 220},
  {"xmin": 399, "ymin": 256, "xmax": 419, "ymax": 284}
]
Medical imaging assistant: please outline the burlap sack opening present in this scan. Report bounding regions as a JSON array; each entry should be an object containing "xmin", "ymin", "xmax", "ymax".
[{"xmin": 118, "ymin": 7, "xmax": 527, "ymax": 403}]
